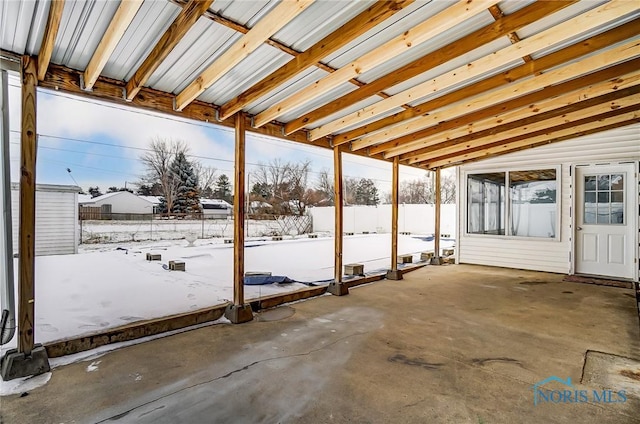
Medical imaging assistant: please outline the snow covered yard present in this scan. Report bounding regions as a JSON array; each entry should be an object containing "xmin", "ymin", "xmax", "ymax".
[{"xmin": 1, "ymin": 234, "xmax": 453, "ymax": 354}]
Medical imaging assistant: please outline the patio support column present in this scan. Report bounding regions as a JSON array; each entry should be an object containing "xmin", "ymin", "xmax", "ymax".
[
  {"xmin": 386, "ymin": 157, "xmax": 402, "ymax": 280},
  {"xmin": 224, "ymin": 112, "xmax": 253, "ymax": 323},
  {"xmin": 431, "ymin": 168, "xmax": 443, "ymax": 265},
  {"xmin": 328, "ymin": 146, "xmax": 348, "ymax": 296},
  {"xmin": 1, "ymin": 56, "xmax": 50, "ymax": 380}
]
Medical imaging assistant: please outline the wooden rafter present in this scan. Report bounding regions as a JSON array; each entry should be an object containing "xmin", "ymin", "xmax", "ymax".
[
  {"xmin": 354, "ymin": 37, "xmax": 640, "ymax": 155},
  {"xmin": 408, "ymin": 91, "xmax": 640, "ymax": 164},
  {"xmin": 398, "ymin": 68, "xmax": 640, "ymax": 162},
  {"xmin": 283, "ymin": 0, "xmax": 574, "ymax": 135},
  {"xmin": 125, "ymin": 0, "xmax": 214, "ymax": 101},
  {"xmin": 83, "ymin": 0, "xmax": 144, "ymax": 90},
  {"xmin": 309, "ymin": 0, "xmax": 638, "ymax": 141},
  {"xmin": 253, "ymin": 0, "xmax": 498, "ymax": 128},
  {"xmin": 487, "ymin": 4, "xmax": 533, "ymax": 63},
  {"xmin": 174, "ymin": 0, "xmax": 315, "ymax": 112},
  {"xmin": 37, "ymin": 0, "xmax": 65, "ymax": 81},
  {"xmin": 420, "ymin": 105, "xmax": 640, "ymax": 169},
  {"xmin": 333, "ymin": 18, "xmax": 640, "ymax": 147},
  {"xmin": 218, "ymin": 0, "xmax": 414, "ymax": 121}
]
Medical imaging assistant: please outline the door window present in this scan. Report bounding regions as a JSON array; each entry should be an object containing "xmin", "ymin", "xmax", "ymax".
[{"xmin": 583, "ymin": 174, "xmax": 624, "ymax": 225}]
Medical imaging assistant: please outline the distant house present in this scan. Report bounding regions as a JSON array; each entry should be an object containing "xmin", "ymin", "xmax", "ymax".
[
  {"xmin": 138, "ymin": 196, "xmax": 162, "ymax": 214},
  {"xmin": 10, "ymin": 183, "xmax": 79, "ymax": 256},
  {"xmin": 79, "ymin": 191, "xmax": 156, "ymax": 216},
  {"xmin": 201, "ymin": 198, "xmax": 231, "ymax": 218}
]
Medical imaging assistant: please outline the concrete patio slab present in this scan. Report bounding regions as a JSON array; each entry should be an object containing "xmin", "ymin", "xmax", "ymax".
[{"xmin": 1, "ymin": 264, "xmax": 639, "ymax": 423}]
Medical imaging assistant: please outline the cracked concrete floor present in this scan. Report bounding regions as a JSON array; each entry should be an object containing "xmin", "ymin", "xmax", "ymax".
[{"xmin": 2, "ymin": 264, "xmax": 640, "ymax": 423}]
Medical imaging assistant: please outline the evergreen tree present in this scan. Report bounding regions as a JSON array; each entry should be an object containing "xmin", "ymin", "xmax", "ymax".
[
  {"xmin": 213, "ymin": 174, "xmax": 232, "ymax": 203},
  {"xmin": 354, "ymin": 178, "xmax": 379, "ymax": 205},
  {"xmin": 169, "ymin": 152, "xmax": 201, "ymax": 214},
  {"xmin": 88, "ymin": 186, "xmax": 102, "ymax": 198}
]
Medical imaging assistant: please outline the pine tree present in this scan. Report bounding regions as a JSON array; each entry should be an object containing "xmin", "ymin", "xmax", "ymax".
[
  {"xmin": 213, "ymin": 174, "xmax": 232, "ymax": 203},
  {"xmin": 169, "ymin": 152, "xmax": 201, "ymax": 215},
  {"xmin": 354, "ymin": 178, "xmax": 379, "ymax": 205}
]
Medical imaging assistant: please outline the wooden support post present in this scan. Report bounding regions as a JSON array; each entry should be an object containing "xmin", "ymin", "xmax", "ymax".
[
  {"xmin": 224, "ymin": 112, "xmax": 252, "ymax": 323},
  {"xmin": 431, "ymin": 168, "xmax": 443, "ymax": 265},
  {"xmin": 387, "ymin": 156, "xmax": 402, "ymax": 280},
  {"xmin": 18, "ymin": 56, "xmax": 38, "ymax": 355},
  {"xmin": 0, "ymin": 57, "xmax": 49, "ymax": 381},
  {"xmin": 328, "ymin": 146, "xmax": 348, "ymax": 295}
]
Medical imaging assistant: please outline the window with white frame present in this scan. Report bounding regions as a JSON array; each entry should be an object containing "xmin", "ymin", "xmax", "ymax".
[{"xmin": 466, "ymin": 168, "xmax": 558, "ymax": 239}]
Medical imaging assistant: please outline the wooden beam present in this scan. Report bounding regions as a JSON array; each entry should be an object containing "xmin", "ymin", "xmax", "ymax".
[
  {"xmin": 334, "ymin": 17, "xmax": 640, "ymax": 147},
  {"xmin": 175, "ymin": 0, "xmax": 314, "ymax": 111},
  {"xmin": 487, "ymin": 4, "xmax": 533, "ymax": 63},
  {"xmin": 254, "ymin": 0, "xmax": 497, "ymax": 128},
  {"xmin": 283, "ymin": 0, "xmax": 575, "ymax": 135},
  {"xmin": 422, "ymin": 106, "xmax": 640, "ymax": 168},
  {"xmin": 334, "ymin": 146, "xmax": 343, "ymax": 283},
  {"xmin": 391, "ymin": 156, "xmax": 399, "ymax": 271},
  {"xmin": 218, "ymin": 0, "xmax": 413, "ymax": 121},
  {"xmin": 83, "ymin": 0, "xmax": 143, "ymax": 90},
  {"xmin": 433, "ymin": 168, "xmax": 441, "ymax": 260},
  {"xmin": 410, "ymin": 92, "xmax": 640, "ymax": 163},
  {"xmin": 37, "ymin": 0, "xmax": 65, "ymax": 81},
  {"xmin": 356, "ymin": 37, "xmax": 640, "ymax": 154},
  {"xmin": 371, "ymin": 57, "xmax": 640, "ymax": 157},
  {"xmin": 395, "ymin": 68, "xmax": 640, "ymax": 161},
  {"xmin": 233, "ymin": 112, "xmax": 246, "ymax": 305},
  {"xmin": 18, "ymin": 56, "xmax": 38, "ymax": 355},
  {"xmin": 309, "ymin": 0, "xmax": 638, "ymax": 141},
  {"xmin": 125, "ymin": 0, "xmax": 214, "ymax": 101}
]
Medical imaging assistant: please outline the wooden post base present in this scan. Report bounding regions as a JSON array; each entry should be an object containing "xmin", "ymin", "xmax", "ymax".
[
  {"xmin": 0, "ymin": 344, "xmax": 50, "ymax": 381},
  {"xmin": 224, "ymin": 303, "xmax": 253, "ymax": 324},
  {"xmin": 386, "ymin": 269, "xmax": 403, "ymax": 280},
  {"xmin": 327, "ymin": 282, "xmax": 349, "ymax": 296},
  {"xmin": 430, "ymin": 257, "xmax": 443, "ymax": 266}
]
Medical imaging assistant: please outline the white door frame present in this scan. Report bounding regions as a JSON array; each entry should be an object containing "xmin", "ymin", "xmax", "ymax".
[{"xmin": 572, "ymin": 161, "xmax": 639, "ymax": 282}]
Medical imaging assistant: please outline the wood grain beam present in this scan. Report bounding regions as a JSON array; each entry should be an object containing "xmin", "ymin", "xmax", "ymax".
[
  {"xmin": 421, "ymin": 105, "xmax": 640, "ymax": 168},
  {"xmin": 253, "ymin": 0, "xmax": 498, "ymax": 128},
  {"xmin": 391, "ymin": 156, "xmax": 399, "ymax": 271},
  {"xmin": 409, "ymin": 92, "xmax": 640, "ymax": 163},
  {"xmin": 83, "ymin": 0, "xmax": 143, "ymax": 90},
  {"xmin": 488, "ymin": 4, "xmax": 533, "ymax": 63},
  {"xmin": 37, "ymin": 0, "xmax": 65, "ymax": 81},
  {"xmin": 175, "ymin": 0, "xmax": 314, "ymax": 111},
  {"xmin": 218, "ymin": 0, "xmax": 413, "ymax": 121},
  {"xmin": 283, "ymin": 0, "xmax": 574, "ymax": 135},
  {"xmin": 310, "ymin": 0, "xmax": 638, "ymax": 141},
  {"xmin": 392, "ymin": 64, "xmax": 640, "ymax": 160},
  {"xmin": 357, "ymin": 37, "xmax": 640, "ymax": 155},
  {"xmin": 125, "ymin": 0, "xmax": 214, "ymax": 101},
  {"xmin": 334, "ymin": 17, "xmax": 640, "ymax": 146},
  {"xmin": 334, "ymin": 147, "xmax": 343, "ymax": 283},
  {"xmin": 18, "ymin": 56, "xmax": 38, "ymax": 355},
  {"xmin": 233, "ymin": 112, "xmax": 245, "ymax": 305}
]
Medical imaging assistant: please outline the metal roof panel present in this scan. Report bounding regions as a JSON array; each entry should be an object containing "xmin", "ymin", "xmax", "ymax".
[{"xmin": 101, "ymin": 0, "xmax": 180, "ymax": 81}]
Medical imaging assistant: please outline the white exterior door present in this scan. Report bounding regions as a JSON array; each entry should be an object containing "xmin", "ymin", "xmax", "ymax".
[{"xmin": 575, "ymin": 164, "xmax": 635, "ymax": 280}]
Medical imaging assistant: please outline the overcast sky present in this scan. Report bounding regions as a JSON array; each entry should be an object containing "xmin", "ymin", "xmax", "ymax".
[{"xmin": 6, "ymin": 73, "xmax": 439, "ymax": 198}]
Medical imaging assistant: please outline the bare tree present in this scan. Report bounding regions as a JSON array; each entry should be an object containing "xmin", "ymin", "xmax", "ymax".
[
  {"xmin": 252, "ymin": 159, "xmax": 314, "ymax": 215},
  {"xmin": 140, "ymin": 137, "xmax": 188, "ymax": 213},
  {"xmin": 193, "ymin": 162, "xmax": 217, "ymax": 198},
  {"xmin": 398, "ymin": 172, "xmax": 456, "ymax": 204}
]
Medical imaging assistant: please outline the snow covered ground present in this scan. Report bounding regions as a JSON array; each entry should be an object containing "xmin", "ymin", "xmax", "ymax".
[{"xmin": 1, "ymin": 234, "xmax": 454, "ymax": 355}]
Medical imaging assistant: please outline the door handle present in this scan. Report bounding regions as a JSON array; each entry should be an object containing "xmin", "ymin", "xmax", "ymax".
[{"xmin": 577, "ymin": 226, "xmax": 582, "ymax": 231}]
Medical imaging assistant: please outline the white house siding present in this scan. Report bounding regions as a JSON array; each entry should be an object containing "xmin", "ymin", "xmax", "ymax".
[
  {"xmin": 11, "ymin": 184, "xmax": 79, "ymax": 256},
  {"xmin": 82, "ymin": 191, "xmax": 154, "ymax": 214},
  {"xmin": 457, "ymin": 123, "xmax": 640, "ymax": 275}
]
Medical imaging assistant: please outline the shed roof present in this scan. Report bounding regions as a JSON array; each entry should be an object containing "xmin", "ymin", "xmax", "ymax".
[{"xmin": 2, "ymin": 0, "xmax": 638, "ymax": 169}]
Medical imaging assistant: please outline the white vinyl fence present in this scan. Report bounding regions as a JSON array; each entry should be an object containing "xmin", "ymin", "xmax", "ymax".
[{"xmin": 309, "ymin": 204, "xmax": 457, "ymax": 235}]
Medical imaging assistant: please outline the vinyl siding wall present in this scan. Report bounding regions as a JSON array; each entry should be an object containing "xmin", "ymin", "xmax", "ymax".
[
  {"xmin": 457, "ymin": 123, "xmax": 640, "ymax": 276},
  {"xmin": 11, "ymin": 184, "xmax": 78, "ymax": 256}
]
